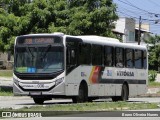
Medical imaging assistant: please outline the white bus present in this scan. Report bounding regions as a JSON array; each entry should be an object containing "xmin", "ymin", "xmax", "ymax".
[{"xmin": 13, "ymin": 33, "xmax": 148, "ymax": 104}]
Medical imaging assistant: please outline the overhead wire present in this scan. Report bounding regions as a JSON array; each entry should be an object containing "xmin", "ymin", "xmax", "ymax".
[
  {"xmin": 118, "ymin": 5, "xmax": 148, "ymax": 16},
  {"xmin": 117, "ymin": 0, "xmax": 160, "ymax": 16},
  {"xmin": 117, "ymin": 10, "xmax": 157, "ymax": 22},
  {"xmin": 115, "ymin": 0, "xmax": 160, "ymax": 34}
]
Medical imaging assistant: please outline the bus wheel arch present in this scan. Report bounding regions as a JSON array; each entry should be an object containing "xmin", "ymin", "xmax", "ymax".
[
  {"xmin": 121, "ymin": 82, "xmax": 129, "ymax": 101},
  {"xmin": 72, "ymin": 80, "xmax": 88, "ymax": 103}
]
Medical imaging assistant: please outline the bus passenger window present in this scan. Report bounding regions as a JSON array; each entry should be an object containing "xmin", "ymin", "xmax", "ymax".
[
  {"xmin": 135, "ymin": 50, "xmax": 143, "ymax": 69},
  {"xmin": 125, "ymin": 49, "xmax": 134, "ymax": 68},
  {"xmin": 92, "ymin": 45, "xmax": 102, "ymax": 66},
  {"xmin": 79, "ymin": 43, "xmax": 91, "ymax": 65},
  {"xmin": 104, "ymin": 46, "xmax": 114, "ymax": 66},
  {"xmin": 115, "ymin": 47, "xmax": 124, "ymax": 67}
]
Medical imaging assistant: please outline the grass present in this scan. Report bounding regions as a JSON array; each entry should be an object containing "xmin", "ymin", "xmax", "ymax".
[
  {"xmin": 148, "ymin": 81, "xmax": 160, "ymax": 87},
  {"xmin": 0, "ymin": 87, "xmax": 13, "ymax": 96},
  {"xmin": 0, "ymin": 70, "xmax": 13, "ymax": 77},
  {"xmin": 0, "ymin": 70, "xmax": 13, "ymax": 96},
  {"xmin": 1, "ymin": 102, "xmax": 159, "ymax": 112}
]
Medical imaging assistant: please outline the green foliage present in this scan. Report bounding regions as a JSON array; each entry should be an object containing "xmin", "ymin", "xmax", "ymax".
[
  {"xmin": 0, "ymin": 0, "xmax": 118, "ymax": 53},
  {"xmin": 3, "ymin": 102, "xmax": 159, "ymax": 111},
  {"xmin": 148, "ymin": 70, "xmax": 157, "ymax": 82},
  {"xmin": 0, "ymin": 70, "xmax": 13, "ymax": 77},
  {"xmin": 145, "ymin": 35, "xmax": 160, "ymax": 70},
  {"xmin": 0, "ymin": 86, "xmax": 13, "ymax": 96},
  {"xmin": 149, "ymin": 81, "xmax": 160, "ymax": 87},
  {"xmin": 144, "ymin": 35, "xmax": 160, "ymax": 45}
]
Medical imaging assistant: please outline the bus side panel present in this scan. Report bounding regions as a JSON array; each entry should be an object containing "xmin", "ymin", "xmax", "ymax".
[
  {"xmin": 129, "ymin": 84, "xmax": 138, "ymax": 97},
  {"xmin": 104, "ymin": 84, "xmax": 116, "ymax": 96},
  {"xmin": 65, "ymin": 66, "xmax": 106, "ymax": 97},
  {"xmin": 65, "ymin": 65, "xmax": 147, "ymax": 97},
  {"xmin": 115, "ymin": 84, "xmax": 122, "ymax": 96},
  {"xmin": 65, "ymin": 66, "xmax": 93, "ymax": 96},
  {"xmin": 129, "ymin": 84, "xmax": 147, "ymax": 97},
  {"xmin": 98, "ymin": 84, "xmax": 105, "ymax": 96},
  {"xmin": 65, "ymin": 84, "xmax": 79, "ymax": 96},
  {"xmin": 90, "ymin": 84, "xmax": 99, "ymax": 96},
  {"xmin": 137, "ymin": 84, "xmax": 147, "ymax": 95}
]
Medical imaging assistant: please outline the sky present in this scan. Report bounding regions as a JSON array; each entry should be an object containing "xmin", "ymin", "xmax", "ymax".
[{"xmin": 113, "ymin": 0, "xmax": 160, "ymax": 35}]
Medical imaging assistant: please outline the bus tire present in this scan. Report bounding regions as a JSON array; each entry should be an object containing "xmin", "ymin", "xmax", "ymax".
[
  {"xmin": 33, "ymin": 98, "xmax": 45, "ymax": 104},
  {"xmin": 120, "ymin": 84, "xmax": 129, "ymax": 101},
  {"xmin": 88, "ymin": 98, "xmax": 93, "ymax": 102},
  {"xmin": 72, "ymin": 82, "xmax": 88, "ymax": 103},
  {"xmin": 112, "ymin": 96, "xmax": 121, "ymax": 102}
]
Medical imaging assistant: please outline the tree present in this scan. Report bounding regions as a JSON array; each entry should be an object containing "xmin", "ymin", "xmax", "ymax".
[
  {"xmin": 145, "ymin": 35, "xmax": 160, "ymax": 71},
  {"xmin": 0, "ymin": 0, "xmax": 118, "ymax": 53},
  {"xmin": 66, "ymin": 0, "xmax": 118, "ymax": 36}
]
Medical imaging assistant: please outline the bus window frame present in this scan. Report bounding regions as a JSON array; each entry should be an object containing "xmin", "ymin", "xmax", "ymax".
[
  {"xmin": 91, "ymin": 44, "xmax": 103, "ymax": 66},
  {"xmin": 125, "ymin": 48, "xmax": 134, "ymax": 68},
  {"xmin": 115, "ymin": 47, "xmax": 124, "ymax": 68},
  {"xmin": 78, "ymin": 43, "xmax": 91, "ymax": 65},
  {"xmin": 104, "ymin": 46, "xmax": 114, "ymax": 67}
]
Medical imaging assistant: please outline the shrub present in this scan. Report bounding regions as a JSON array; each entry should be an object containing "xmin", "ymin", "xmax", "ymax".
[{"xmin": 148, "ymin": 70, "xmax": 157, "ymax": 82}]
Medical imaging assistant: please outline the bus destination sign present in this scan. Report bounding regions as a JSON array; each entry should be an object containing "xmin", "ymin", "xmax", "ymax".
[
  {"xmin": 17, "ymin": 36, "xmax": 62, "ymax": 45},
  {"xmin": 23, "ymin": 38, "xmax": 54, "ymax": 44}
]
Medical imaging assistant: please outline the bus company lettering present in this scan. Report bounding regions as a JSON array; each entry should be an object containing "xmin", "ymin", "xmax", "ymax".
[{"xmin": 117, "ymin": 70, "xmax": 134, "ymax": 77}]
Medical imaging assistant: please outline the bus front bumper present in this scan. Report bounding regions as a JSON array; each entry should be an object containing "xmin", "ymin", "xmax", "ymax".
[{"xmin": 13, "ymin": 82, "xmax": 65, "ymax": 96}]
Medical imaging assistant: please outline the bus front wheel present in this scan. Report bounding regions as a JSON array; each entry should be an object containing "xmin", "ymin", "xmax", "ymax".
[
  {"xmin": 33, "ymin": 98, "xmax": 45, "ymax": 104},
  {"xmin": 72, "ymin": 82, "xmax": 88, "ymax": 103}
]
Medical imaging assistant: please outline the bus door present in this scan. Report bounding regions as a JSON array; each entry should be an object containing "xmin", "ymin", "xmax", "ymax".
[{"xmin": 66, "ymin": 37, "xmax": 82, "ymax": 75}]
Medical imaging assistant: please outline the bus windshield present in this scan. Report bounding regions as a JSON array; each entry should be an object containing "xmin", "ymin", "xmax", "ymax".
[{"xmin": 14, "ymin": 45, "xmax": 64, "ymax": 74}]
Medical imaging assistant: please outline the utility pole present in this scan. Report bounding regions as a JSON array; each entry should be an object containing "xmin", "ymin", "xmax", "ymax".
[{"xmin": 138, "ymin": 16, "xmax": 142, "ymax": 45}]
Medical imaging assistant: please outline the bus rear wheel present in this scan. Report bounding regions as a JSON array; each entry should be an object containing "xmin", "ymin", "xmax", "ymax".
[
  {"xmin": 72, "ymin": 82, "xmax": 88, "ymax": 103},
  {"xmin": 120, "ymin": 84, "xmax": 129, "ymax": 101},
  {"xmin": 112, "ymin": 96, "xmax": 121, "ymax": 102},
  {"xmin": 33, "ymin": 98, "xmax": 45, "ymax": 104},
  {"xmin": 112, "ymin": 84, "xmax": 129, "ymax": 102}
]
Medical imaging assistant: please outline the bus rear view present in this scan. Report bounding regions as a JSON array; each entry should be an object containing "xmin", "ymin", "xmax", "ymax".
[{"xmin": 13, "ymin": 34, "xmax": 65, "ymax": 104}]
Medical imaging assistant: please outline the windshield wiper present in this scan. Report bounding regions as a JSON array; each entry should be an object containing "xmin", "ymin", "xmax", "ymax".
[
  {"xmin": 26, "ymin": 46, "xmax": 35, "ymax": 58},
  {"xmin": 41, "ymin": 45, "xmax": 51, "ymax": 59}
]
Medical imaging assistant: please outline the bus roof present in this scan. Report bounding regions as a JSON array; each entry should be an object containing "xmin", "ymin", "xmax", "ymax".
[
  {"xmin": 68, "ymin": 35, "xmax": 147, "ymax": 50},
  {"xmin": 76, "ymin": 35, "xmax": 120, "ymax": 43},
  {"xmin": 17, "ymin": 33, "xmax": 147, "ymax": 50}
]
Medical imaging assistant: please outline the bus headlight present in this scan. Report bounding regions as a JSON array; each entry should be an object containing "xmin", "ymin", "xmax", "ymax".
[{"xmin": 55, "ymin": 77, "xmax": 64, "ymax": 86}]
